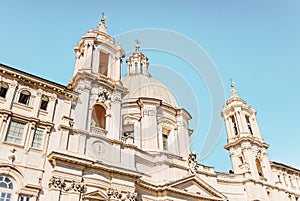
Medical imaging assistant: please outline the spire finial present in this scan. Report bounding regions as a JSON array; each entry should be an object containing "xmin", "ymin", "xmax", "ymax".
[
  {"xmin": 230, "ymin": 79, "xmax": 235, "ymax": 88},
  {"xmin": 98, "ymin": 13, "xmax": 108, "ymax": 33},
  {"xmin": 101, "ymin": 13, "xmax": 108, "ymax": 23},
  {"xmin": 229, "ymin": 79, "xmax": 239, "ymax": 98},
  {"xmin": 134, "ymin": 39, "xmax": 141, "ymax": 51}
]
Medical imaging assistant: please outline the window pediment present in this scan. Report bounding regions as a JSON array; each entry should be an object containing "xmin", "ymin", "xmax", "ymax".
[
  {"xmin": 83, "ymin": 190, "xmax": 108, "ymax": 201},
  {"xmin": 168, "ymin": 175, "xmax": 227, "ymax": 200}
]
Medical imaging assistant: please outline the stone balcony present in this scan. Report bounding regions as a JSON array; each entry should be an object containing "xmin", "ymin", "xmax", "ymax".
[{"xmin": 90, "ymin": 126, "xmax": 108, "ymax": 136}]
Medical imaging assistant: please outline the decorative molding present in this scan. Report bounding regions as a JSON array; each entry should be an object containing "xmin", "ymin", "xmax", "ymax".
[
  {"xmin": 111, "ymin": 95, "xmax": 121, "ymax": 103},
  {"xmin": 97, "ymin": 87, "xmax": 111, "ymax": 103},
  {"xmin": 48, "ymin": 176, "xmax": 85, "ymax": 193},
  {"xmin": 106, "ymin": 188, "xmax": 137, "ymax": 201}
]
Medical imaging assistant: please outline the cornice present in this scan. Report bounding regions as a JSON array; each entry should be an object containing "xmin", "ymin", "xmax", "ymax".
[
  {"xmin": 270, "ymin": 161, "xmax": 300, "ymax": 174},
  {"xmin": 47, "ymin": 151, "xmax": 144, "ymax": 178},
  {"xmin": 176, "ymin": 108, "xmax": 192, "ymax": 120},
  {"xmin": 69, "ymin": 71, "xmax": 127, "ymax": 94},
  {"xmin": 0, "ymin": 110, "xmax": 54, "ymax": 127},
  {"xmin": 224, "ymin": 136, "xmax": 269, "ymax": 150},
  {"xmin": 122, "ymin": 98, "xmax": 183, "ymax": 117},
  {"xmin": 82, "ymin": 29, "xmax": 114, "ymax": 45},
  {"xmin": 226, "ymin": 97, "xmax": 246, "ymax": 105},
  {"xmin": 137, "ymin": 97, "xmax": 162, "ymax": 107}
]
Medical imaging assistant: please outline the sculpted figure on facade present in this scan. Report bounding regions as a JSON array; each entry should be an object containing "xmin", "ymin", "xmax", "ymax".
[
  {"xmin": 188, "ymin": 151, "xmax": 199, "ymax": 174},
  {"xmin": 7, "ymin": 148, "xmax": 16, "ymax": 165},
  {"xmin": 97, "ymin": 87, "xmax": 111, "ymax": 103}
]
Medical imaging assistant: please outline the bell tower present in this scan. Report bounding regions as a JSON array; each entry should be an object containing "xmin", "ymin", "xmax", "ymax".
[
  {"xmin": 221, "ymin": 81, "xmax": 273, "ymax": 182},
  {"xmin": 69, "ymin": 15, "xmax": 126, "ymax": 140}
]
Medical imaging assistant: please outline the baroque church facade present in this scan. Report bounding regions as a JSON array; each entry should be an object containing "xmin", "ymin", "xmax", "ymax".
[{"xmin": 0, "ymin": 17, "xmax": 299, "ymax": 201}]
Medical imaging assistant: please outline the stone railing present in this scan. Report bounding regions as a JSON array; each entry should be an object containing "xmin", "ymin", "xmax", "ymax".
[{"xmin": 90, "ymin": 126, "xmax": 108, "ymax": 136}]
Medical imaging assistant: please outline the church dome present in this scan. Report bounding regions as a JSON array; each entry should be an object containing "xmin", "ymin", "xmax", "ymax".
[
  {"xmin": 122, "ymin": 74, "xmax": 178, "ymax": 108},
  {"xmin": 121, "ymin": 42, "xmax": 178, "ymax": 108}
]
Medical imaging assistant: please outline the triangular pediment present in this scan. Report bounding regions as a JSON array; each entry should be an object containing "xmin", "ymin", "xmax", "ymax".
[
  {"xmin": 168, "ymin": 175, "xmax": 226, "ymax": 200},
  {"xmin": 83, "ymin": 190, "xmax": 108, "ymax": 201}
]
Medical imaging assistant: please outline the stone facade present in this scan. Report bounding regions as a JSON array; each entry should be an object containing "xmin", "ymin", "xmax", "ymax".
[{"xmin": 0, "ymin": 17, "xmax": 299, "ymax": 201}]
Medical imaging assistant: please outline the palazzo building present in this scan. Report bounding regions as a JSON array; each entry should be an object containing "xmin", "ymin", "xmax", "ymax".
[{"xmin": 0, "ymin": 17, "xmax": 299, "ymax": 201}]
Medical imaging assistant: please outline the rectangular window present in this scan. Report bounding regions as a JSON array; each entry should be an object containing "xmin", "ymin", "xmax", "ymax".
[
  {"xmin": 18, "ymin": 195, "xmax": 30, "ymax": 201},
  {"xmin": 6, "ymin": 121, "xmax": 25, "ymax": 144},
  {"xmin": 230, "ymin": 116, "xmax": 238, "ymax": 135},
  {"xmin": 162, "ymin": 128, "xmax": 170, "ymax": 151},
  {"xmin": 0, "ymin": 192, "xmax": 12, "ymax": 201},
  {"xmin": 40, "ymin": 96, "xmax": 49, "ymax": 110},
  {"xmin": 162, "ymin": 134, "xmax": 168, "ymax": 150},
  {"xmin": 123, "ymin": 125, "xmax": 134, "ymax": 137},
  {"xmin": 31, "ymin": 128, "xmax": 44, "ymax": 149},
  {"xmin": 245, "ymin": 115, "xmax": 253, "ymax": 134},
  {"xmin": 122, "ymin": 124, "xmax": 134, "ymax": 143},
  {"xmin": 99, "ymin": 51, "xmax": 109, "ymax": 76}
]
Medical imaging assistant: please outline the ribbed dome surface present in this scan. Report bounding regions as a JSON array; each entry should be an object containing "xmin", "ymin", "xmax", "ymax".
[{"xmin": 122, "ymin": 74, "xmax": 178, "ymax": 108}]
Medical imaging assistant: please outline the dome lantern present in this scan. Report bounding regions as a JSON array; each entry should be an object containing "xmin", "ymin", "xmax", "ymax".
[
  {"xmin": 122, "ymin": 44, "xmax": 178, "ymax": 108},
  {"xmin": 126, "ymin": 41, "xmax": 149, "ymax": 75}
]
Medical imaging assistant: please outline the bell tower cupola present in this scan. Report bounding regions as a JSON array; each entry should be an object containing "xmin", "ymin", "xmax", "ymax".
[
  {"xmin": 73, "ymin": 14, "xmax": 125, "ymax": 81},
  {"xmin": 222, "ymin": 81, "xmax": 263, "ymax": 141},
  {"xmin": 221, "ymin": 81, "xmax": 273, "ymax": 182}
]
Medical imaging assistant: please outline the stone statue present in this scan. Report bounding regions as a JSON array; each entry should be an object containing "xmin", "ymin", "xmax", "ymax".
[{"xmin": 8, "ymin": 148, "xmax": 16, "ymax": 165}]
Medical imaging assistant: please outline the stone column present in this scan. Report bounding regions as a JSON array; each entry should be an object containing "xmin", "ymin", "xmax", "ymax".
[
  {"xmin": 107, "ymin": 54, "xmax": 112, "ymax": 79},
  {"xmin": 33, "ymin": 90, "xmax": 42, "ymax": 118},
  {"xmin": 73, "ymin": 82, "xmax": 90, "ymax": 131},
  {"xmin": 92, "ymin": 46, "xmax": 100, "ymax": 73},
  {"xmin": 0, "ymin": 114, "xmax": 9, "ymax": 142},
  {"xmin": 47, "ymin": 94, "xmax": 57, "ymax": 121},
  {"xmin": 252, "ymin": 116, "xmax": 262, "ymax": 138},
  {"xmin": 115, "ymin": 56, "xmax": 121, "ymax": 81},
  {"xmin": 4, "ymin": 80, "xmax": 18, "ymax": 110},
  {"xmin": 83, "ymin": 41, "xmax": 94, "ymax": 71},
  {"xmin": 177, "ymin": 116, "xmax": 189, "ymax": 158},
  {"xmin": 110, "ymin": 98, "xmax": 122, "ymax": 140}
]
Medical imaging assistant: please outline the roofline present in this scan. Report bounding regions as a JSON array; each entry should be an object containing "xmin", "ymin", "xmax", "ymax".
[
  {"xmin": 270, "ymin": 161, "xmax": 300, "ymax": 173},
  {"xmin": 0, "ymin": 63, "xmax": 78, "ymax": 97}
]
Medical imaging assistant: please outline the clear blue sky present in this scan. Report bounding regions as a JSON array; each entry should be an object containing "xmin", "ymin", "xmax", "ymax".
[{"xmin": 1, "ymin": 0, "xmax": 299, "ymax": 172}]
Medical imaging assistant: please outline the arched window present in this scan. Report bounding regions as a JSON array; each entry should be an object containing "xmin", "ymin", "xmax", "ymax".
[
  {"xmin": 134, "ymin": 62, "xmax": 138, "ymax": 73},
  {"xmin": 0, "ymin": 82, "xmax": 8, "ymax": 98},
  {"xmin": 99, "ymin": 51, "xmax": 108, "ymax": 76},
  {"xmin": 140, "ymin": 63, "xmax": 143, "ymax": 73},
  {"xmin": 40, "ymin": 95, "xmax": 49, "ymax": 110},
  {"xmin": 230, "ymin": 115, "xmax": 238, "ymax": 135},
  {"xmin": 92, "ymin": 104, "xmax": 106, "ymax": 129},
  {"xmin": 256, "ymin": 158, "xmax": 264, "ymax": 177},
  {"xmin": 0, "ymin": 175, "xmax": 13, "ymax": 201},
  {"xmin": 245, "ymin": 115, "xmax": 253, "ymax": 134},
  {"xmin": 18, "ymin": 90, "xmax": 31, "ymax": 105}
]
